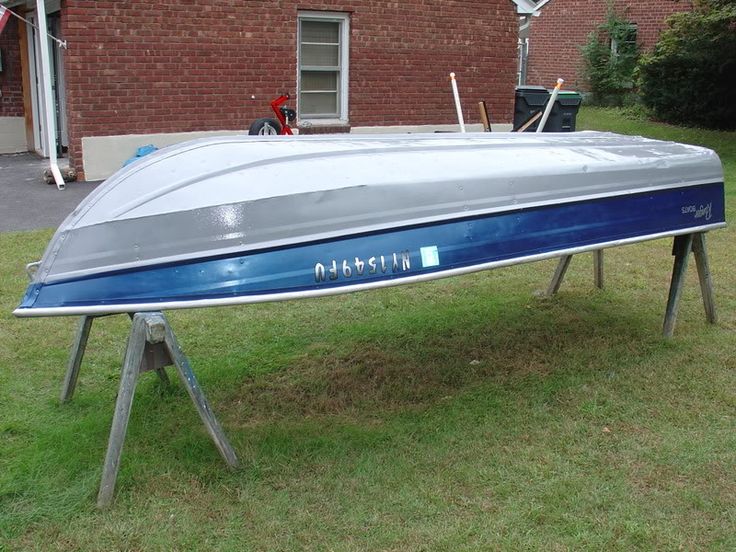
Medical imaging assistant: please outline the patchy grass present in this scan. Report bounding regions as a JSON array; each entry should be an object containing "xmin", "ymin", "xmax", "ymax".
[{"xmin": 1, "ymin": 108, "xmax": 734, "ymax": 550}]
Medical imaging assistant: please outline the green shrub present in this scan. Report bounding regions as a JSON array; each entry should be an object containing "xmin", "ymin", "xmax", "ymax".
[
  {"xmin": 639, "ymin": 1, "xmax": 736, "ymax": 129},
  {"xmin": 580, "ymin": 7, "xmax": 639, "ymax": 106}
]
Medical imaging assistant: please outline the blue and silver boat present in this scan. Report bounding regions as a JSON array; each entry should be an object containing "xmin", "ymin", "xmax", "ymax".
[{"xmin": 14, "ymin": 132, "xmax": 726, "ymax": 317}]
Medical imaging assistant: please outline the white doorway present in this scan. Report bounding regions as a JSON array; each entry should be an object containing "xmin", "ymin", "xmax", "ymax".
[{"xmin": 25, "ymin": 7, "xmax": 67, "ymax": 157}]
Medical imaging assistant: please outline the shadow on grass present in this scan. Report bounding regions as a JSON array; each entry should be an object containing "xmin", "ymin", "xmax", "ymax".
[{"xmin": 213, "ymin": 291, "xmax": 664, "ymax": 423}]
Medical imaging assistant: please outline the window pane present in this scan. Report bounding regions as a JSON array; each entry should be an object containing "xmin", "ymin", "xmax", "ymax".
[
  {"xmin": 298, "ymin": 15, "xmax": 346, "ymax": 120},
  {"xmin": 301, "ymin": 71, "xmax": 338, "ymax": 92},
  {"xmin": 300, "ymin": 92, "xmax": 338, "ymax": 116},
  {"xmin": 301, "ymin": 20, "xmax": 339, "ymax": 44},
  {"xmin": 301, "ymin": 43, "xmax": 339, "ymax": 67}
]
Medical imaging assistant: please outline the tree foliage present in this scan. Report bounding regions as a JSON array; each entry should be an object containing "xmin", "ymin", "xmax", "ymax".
[
  {"xmin": 580, "ymin": 6, "xmax": 639, "ymax": 106},
  {"xmin": 638, "ymin": 0, "xmax": 736, "ymax": 129}
]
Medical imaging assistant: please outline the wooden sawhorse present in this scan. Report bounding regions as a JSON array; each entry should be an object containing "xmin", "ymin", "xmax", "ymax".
[
  {"xmin": 59, "ymin": 233, "xmax": 716, "ymax": 507},
  {"xmin": 545, "ymin": 232, "xmax": 717, "ymax": 338},
  {"xmin": 60, "ymin": 312, "xmax": 239, "ymax": 509}
]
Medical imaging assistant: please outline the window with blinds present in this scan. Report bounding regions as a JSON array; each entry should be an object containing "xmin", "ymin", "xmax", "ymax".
[{"xmin": 298, "ymin": 13, "xmax": 349, "ymax": 122}]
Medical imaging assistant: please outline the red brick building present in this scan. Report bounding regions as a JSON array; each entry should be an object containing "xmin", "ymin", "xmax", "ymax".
[
  {"xmin": 0, "ymin": 0, "xmax": 534, "ymax": 180},
  {"xmin": 524, "ymin": 0, "xmax": 692, "ymax": 90}
]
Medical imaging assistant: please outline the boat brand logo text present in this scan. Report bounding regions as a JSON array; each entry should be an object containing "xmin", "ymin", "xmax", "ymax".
[
  {"xmin": 681, "ymin": 202, "xmax": 712, "ymax": 221},
  {"xmin": 314, "ymin": 251, "xmax": 411, "ymax": 282}
]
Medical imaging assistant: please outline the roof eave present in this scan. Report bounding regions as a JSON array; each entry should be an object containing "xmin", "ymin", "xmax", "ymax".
[{"xmin": 512, "ymin": 0, "xmax": 539, "ymax": 15}]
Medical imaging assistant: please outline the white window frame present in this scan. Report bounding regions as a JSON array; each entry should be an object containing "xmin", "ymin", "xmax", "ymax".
[{"xmin": 297, "ymin": 11, "xmax": 350, "ymax": 126}]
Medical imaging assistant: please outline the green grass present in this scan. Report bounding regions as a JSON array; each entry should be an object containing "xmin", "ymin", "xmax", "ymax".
[{"xmin": 1, "ymin": 108, "xmax": 734, "ymax": 550}]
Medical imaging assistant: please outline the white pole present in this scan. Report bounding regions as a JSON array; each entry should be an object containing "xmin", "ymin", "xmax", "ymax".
[
  {"xmin": 536, "ymin": 78, "xmax": 564, "ymax": 134},
  {"xmin": 35, "ymin": 0, "xmax": 65, "ymax": 190},
  {"xmin": 449, "ymin": 72, "xmax": 465, "ymax": 133}
]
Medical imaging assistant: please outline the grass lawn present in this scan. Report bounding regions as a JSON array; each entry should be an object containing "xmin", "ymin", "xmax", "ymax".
[{"xmin": 1, "ymin": 108, "xmax": 734, "ymax": 551}]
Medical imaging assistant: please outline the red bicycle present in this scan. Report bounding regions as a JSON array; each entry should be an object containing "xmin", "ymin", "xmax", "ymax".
[{"xmin": 248, "ymin": 93, "xmax": 296, "ymax": 135}]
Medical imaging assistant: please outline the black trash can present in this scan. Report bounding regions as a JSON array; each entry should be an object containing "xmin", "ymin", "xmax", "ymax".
[
  {"xmin": 513, "ymin": 86, "xmax": 550, "ymax": 132},
  {"xmin": 544, "ymin": 91, "xmax": 582, "ymax": 132},
  {"xmin": 513, "ymin": 87, "xmax": 582, "ymax": 132}
]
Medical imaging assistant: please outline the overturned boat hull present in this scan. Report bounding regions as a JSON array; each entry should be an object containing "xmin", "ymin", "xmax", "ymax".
[{"xmin": 15, "ymin": 132, "xmax": 726, "ymax": 317}]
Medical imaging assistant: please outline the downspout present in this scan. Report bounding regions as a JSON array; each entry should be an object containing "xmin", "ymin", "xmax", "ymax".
[{"xmin": 35, "ymin": 0, "xmax": 64, "ymax": 190}]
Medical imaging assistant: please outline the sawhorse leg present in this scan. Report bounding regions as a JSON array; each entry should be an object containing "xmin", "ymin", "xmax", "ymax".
[
  {"xmin": 593, "ymin": 250, "xmax": 604, "ymax": 290},
  {"xmin": 692, "ymin": 232, "xmax": 717, "ymax": 325},
  {"xmin": 663, "ymin": 232, "xmax": 717, "ymax": 338},
  {"xmin": 60, "ymin": 314, "xmax": 171, "ymax": 402},
  {"xmin": 58, "ymin": 312, "xmax": 238, "ymax": 508},
  {"xmin": 546, "ymin": 254, "xmax": 572, "ymax": 296},
  {"xmin": 60, "ymin": 315, "xmax": 94, "ymax": 403},
  {"xmin": 546, "ymin": 250, "xmax": 603, "ymax": 296},
  {"xmin": 96, "ymin": 312, "xmax": 238, "ymax": 508},
  {"xmin": 544, "ymin": 233, "xmax": 716, "ymax": 338}
]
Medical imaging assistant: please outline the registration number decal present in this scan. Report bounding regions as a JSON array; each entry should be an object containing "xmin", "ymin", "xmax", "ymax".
[{"xmin": 314, "ymin": 251, "xmax": 412, "ymax": 282}]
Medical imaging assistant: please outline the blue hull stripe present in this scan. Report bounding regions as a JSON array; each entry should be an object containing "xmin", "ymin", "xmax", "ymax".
[{"xmin": 19, "ymin": 183, "xmax": 726, "ymax": 311}]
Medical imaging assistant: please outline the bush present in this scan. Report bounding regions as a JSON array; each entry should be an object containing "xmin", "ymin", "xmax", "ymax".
[
  {"xmin": 639, "ymin": 1, "xmax": 736, "ymax": 129},
  {"xmin": 580, "ymin": 8, "xmax": 639, "ymax": 106}
]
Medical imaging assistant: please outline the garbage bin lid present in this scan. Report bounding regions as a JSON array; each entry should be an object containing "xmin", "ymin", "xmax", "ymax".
[
  {"xmin": 516, "ymin": 85, "xmax": 549, "ymax": 93},
  {"xmin": 555, "ymin": 91, "xmax": 583, "ymax": 107}
]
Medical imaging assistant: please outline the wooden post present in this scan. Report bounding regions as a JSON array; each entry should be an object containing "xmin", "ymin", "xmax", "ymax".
[
  {"xmin": 60, "ymin": 316, "xmax": 94, "ymax": 403},
  {"xmin": 546, "ymin": 251, "xmax": 605, "ymax": 296},
  {"xmin": 593, "ymin": 250, "xmax": 604, "ymax": 289},
  {"xmin": 546, "ymin": 255, "xmax": 573, "ymax": 296},
  {"xmin": 691, "ymin": 232, "xmax": 717, "ymax": 324},
  {"xmin": 96, "ymin": 312, "xmax": 238, "ymax": 509},
  {"xmin": 17, "ymin": 8, "xmax": 36, "ymax": 152},
  {"xmin": 163, "ymin": 316, "xmax": 239, "ymax": 469},
  {"xmin": 97, "ymin": 314, "xmax": 148, "ymax": 509},
  {"xmin": 516, "ymin": 111, "xmax": 542, "ymax": 133},
  {"xmin": 478, "ymin": 101, "xmax": 491, "ymax": 132},
  {"xmin": 129, "ymin": 311, "xmax": 171, "ymax": 384},
  {"xmin": 663, "ymin": 234, "xmax": 694, "ymax": 338},
  {"xmin": 61, "ymin": 313, "xmax": 172, "ymax": 404}
]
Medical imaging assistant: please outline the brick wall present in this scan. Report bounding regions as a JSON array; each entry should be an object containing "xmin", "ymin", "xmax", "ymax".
[
  {"xmin": 60, "ymin": 0, "xmax": 518, "ymax": 173},
  {"xmin": 526, "ymin": 0, "xmax": 692, "ymax": 90},
  {"xmin": 0, "ymin": 15, "xmax": 24, "ymax": 118}
]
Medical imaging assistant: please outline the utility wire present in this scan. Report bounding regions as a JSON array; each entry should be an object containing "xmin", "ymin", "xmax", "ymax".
[{"xmin": 1, "ymin": 5, "xmax": 67, "ymax": 49}]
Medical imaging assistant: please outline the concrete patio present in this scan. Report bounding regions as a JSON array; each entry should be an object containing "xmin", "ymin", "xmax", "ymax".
[{"xmin": 0, "ymin": 152, "xmax": 100, "ymax": 232}]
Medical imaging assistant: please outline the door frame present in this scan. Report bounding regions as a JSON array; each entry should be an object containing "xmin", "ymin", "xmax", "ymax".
[{"xmin": 23, "ymin": 3, "xmax": 66, "ymax": 157}]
